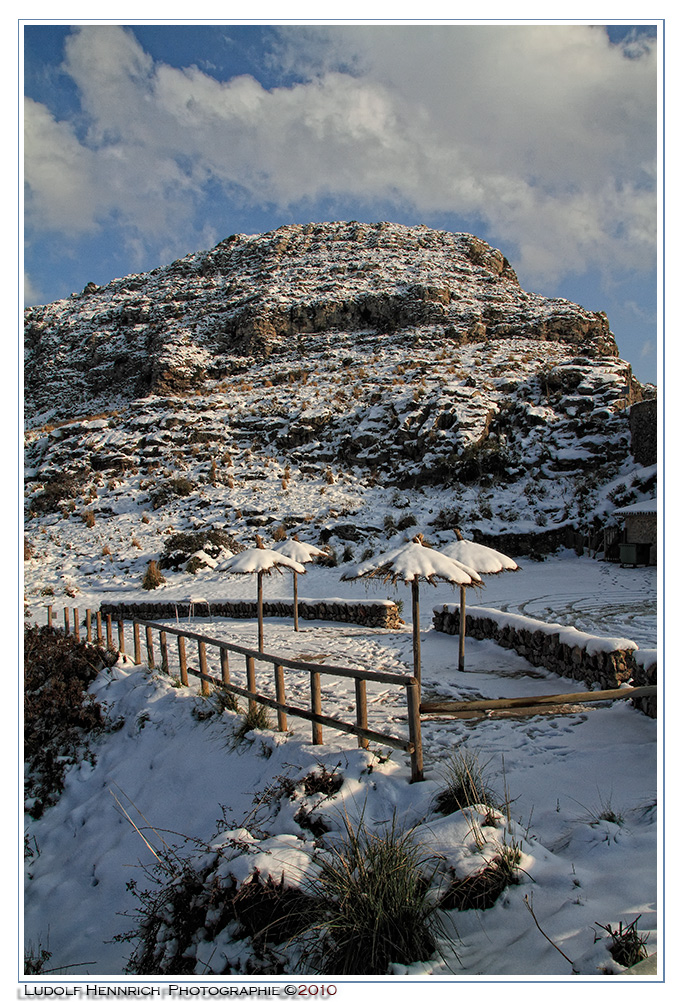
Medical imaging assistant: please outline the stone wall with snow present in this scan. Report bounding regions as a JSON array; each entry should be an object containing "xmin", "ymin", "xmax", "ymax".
[
  {"xmin": 433, "ymin": 604, "xmax": 656, "ymax": 715},
  {"xmin": 101, "ymin": 597, "xmax": 401, "ymax": 629}
]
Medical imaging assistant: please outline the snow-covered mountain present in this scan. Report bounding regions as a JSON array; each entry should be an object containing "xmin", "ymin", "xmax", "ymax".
[{"xmin": 24, "ymin": 221, "xmax": 656, "ymax": 572}]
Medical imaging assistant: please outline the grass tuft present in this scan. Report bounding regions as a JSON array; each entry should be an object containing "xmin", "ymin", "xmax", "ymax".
[
  {"xmin": 571, "ymin": 792, "xmax": 626, "ymax": 828},
  {"xmin": 440, "ymin": 842, "xmax": 522, "ymax": 911},
  {"xmin": 304, "ymin": 811, "xmax": 442, "ymax": 975},
  {"xmin": 434, "ymin": 747, "xmax": 501, "ymax": 816},
  {"xmin": 595, "ymin": 916, "xmax": 649, "ymax": 968},
  {"xmin": 232, "ymin": 702, "xmax": 273, "ymax": 742},
  {"xmin": 142, "ymin": 560, "xmax": 165, "ymax": 590}
]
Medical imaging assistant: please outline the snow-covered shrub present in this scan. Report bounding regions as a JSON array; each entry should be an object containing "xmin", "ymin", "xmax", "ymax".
[
  {"xmin": 24, "ymin": 626, "xmax": 117, "ymax": 818},
  {"xmin": 120, "ymin": 852, "xmax": 314, "ymax": 975}
]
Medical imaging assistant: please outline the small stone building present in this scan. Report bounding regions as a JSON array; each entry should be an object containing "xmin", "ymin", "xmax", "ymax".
[
  {"xmin": 614, "ymin": 498, "xmax": 657, "ymax": 566},
  {"xmin": 629, "ymin": 399, "xmax": 657, "ymax": 467}
]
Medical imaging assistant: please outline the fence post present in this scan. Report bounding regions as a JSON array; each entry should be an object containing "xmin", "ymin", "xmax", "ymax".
[
  {"xmin": 274, "ymin": 664, "xmax": 287, "ymax": 732},
  {"xmin": 73, "ymin": 608, "xmax": 80, "ymax": 641},
  {"xmin": 355, "ymin": 678, "xmax": 369, "ymax": 749},
  {"xmin": 159, "ymin": 631, "xmax": 169, "ymax": 673},
  {"xmin": 145, "ymin": 626, "xmax": 155, "ymax": 670},
  {"xmin": 406, "ymin": 681, "xmax": 424, "ymax": 782},
  {"xmin": 46, "ymin": 605, "xmax": 53, "ymax": 629},
  {"xmin": 118, "ymin": 619, "xmax": 125, "ymax": 656},
  {"xmin": 86, "ymin": 608, "xmax": 92, "ymax": 642},
  {"xmin": 96, "ymin": 611, "xmax": 103, "ymax": 644},
  {"xmin": 133, "ymin": 622, "xmax": 142, "ymax": 665},
  {"xmin": 246, "ymin": 655, "xmax": 256, "ymax": 713},
  {"xmin": 220, "ymin": 648, "xmax": 230, "ymax": 686},
  {"xmin": 198, "ymin": 641, "xmax": 210, "ymax": 696},
  {"xmin": 178, "ymin": 636, "xmax": 188, "ymax": 686},
  {"xmin": 106, "ymin": 614, "xmax": 113, "ymax": 649},
  {"xmin": 64, "ymin": 607, "xmax": 70, "ymax": 635},
  {"xmin": 310, "ymin": 672, "xmax": 323, "ymax": 745}
]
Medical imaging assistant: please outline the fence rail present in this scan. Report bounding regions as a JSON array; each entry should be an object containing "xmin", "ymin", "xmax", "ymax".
[
  {"xmin": 45, "ymin": 605, "xmax": 424, "ymax": 782},
  {"xmin": 421, "ymin": 685, "xmax": 658, "ymax": 718}
]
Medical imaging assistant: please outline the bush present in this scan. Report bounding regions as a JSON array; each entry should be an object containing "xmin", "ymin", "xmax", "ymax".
[
  {"xmin": 159, "ymin": 529, "xmax": 233, "ymax": 571},
  {"xmin": 149, "ymin": 477, "xmax": 196, "ymax": 509},
  {"xmin": 120, "ymin": 849, "xmax": 313, "ymax": 975},
  {"xmin": 305, "ymin": 813, "xmax": 440, "ymax": 974},
  {"xmin": 24, "ymin": 626, "xmax": 117, "ymax": 818},
  {"xmin": 170, "ymin": 477, "xmax": 195, "ymax": 497},
  {"xmin": 142, "ymin": 560, "xmax": 165, "ymax": 590},
  {"xmin": 30, "ymin": 474, "xmax": 85, "ymax": 515}
]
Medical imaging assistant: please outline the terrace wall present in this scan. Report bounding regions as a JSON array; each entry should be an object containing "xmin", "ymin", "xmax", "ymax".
[{"xmin": 100, "ymin": 597, "xmax": 401, "ymax": 629}]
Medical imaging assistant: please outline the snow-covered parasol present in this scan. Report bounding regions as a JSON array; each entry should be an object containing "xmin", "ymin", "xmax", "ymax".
[
  {"xmin": 272, "ymin": 535, "xmax": 327, "ymax": 631},
  {"xmin": 340, "ymin": 534, "xmax": 481, "ymax": 690},
  {"xmin": 441, "ymin": 532, "xmax": 519, "ymax": 670},
  {"xmin": 220, "ymin": 535, "xmax": 305, "ymax": 651}
]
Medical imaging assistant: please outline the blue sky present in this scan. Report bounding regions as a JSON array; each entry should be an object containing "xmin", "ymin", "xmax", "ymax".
[{"xmin": 22, "ymin": 22, "xmax": 659, "ymax": 383}]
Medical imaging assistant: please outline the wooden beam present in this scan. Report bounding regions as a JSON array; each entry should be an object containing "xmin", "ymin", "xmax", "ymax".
[{"xmin": 421, "ymin": 685, "xmax": 657, "ymax": 715}]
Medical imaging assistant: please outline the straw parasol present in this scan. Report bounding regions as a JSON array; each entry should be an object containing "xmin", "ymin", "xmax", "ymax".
[
  {"xmin": 441, "ymin": 531, "xmax": 519, "ymax": 670},
  {"xmin": 341, "ymin": 534, "xmax": 481, "ymax": 691},
  {"xmin": 220, "ymin": 535, "xmax": 305, "ymax": 651},
  {"xmin": 272, "ymin": 535, "xmax": 327, "ymax": 631}
]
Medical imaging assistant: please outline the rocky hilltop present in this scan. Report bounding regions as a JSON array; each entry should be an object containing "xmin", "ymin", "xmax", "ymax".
[
  {"xmin": 26, "ymin": 221, "xmax": 619, "ymax": 410},
  {"xmin": 24, "ymin": 222, "xmax": 656, "ymax": 581}
]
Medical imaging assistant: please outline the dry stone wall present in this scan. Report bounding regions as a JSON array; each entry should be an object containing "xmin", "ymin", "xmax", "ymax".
[
  {"xmin": 433, "ymin": 604, "xmax": 656, "ymax": 716},
  {"xmin": 101, "ymin": 597, "xmax": 400, "ymax": 629}
]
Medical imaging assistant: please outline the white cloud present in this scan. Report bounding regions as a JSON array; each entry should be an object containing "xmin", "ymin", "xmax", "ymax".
[
  {"xmin": 24, "ymin": 97, "xmax": 102, "ymax": 233},
  {"xmin": 23, "ymin": 24, "xmax": 657, "ymax": 287},
  {"xmin": 23, "ymin": 272, "xmax": 41, "ymax": 307}
]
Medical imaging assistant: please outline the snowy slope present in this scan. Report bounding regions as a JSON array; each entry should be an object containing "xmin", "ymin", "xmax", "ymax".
[{"xmin": 23, "ymin": 557, "xmax": 658, "ymax": 978}]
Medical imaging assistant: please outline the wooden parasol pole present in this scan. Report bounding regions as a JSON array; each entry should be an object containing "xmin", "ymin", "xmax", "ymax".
[
  {"xmin": 411, "ymin": 578, "xmax": 421, "ymax": 691},
  {"xmin": 459, "ymin": 584, "xmax": 466, "ymax": 671}
]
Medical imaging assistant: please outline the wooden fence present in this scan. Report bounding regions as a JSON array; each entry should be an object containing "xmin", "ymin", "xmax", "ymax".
[{"xmin": 45, "ymin": 605, "xmax": 424, "ymax": 782}]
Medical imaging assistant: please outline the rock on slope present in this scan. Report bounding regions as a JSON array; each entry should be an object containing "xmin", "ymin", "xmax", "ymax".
[{"xmin": 24, "ymin": 221, "xmax": 656, "ymax": 578}]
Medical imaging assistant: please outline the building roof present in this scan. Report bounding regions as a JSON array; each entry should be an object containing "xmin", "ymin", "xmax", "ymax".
[{"xmin": 613, "ymin": 497, "xmax": 657, "ymax": 517}]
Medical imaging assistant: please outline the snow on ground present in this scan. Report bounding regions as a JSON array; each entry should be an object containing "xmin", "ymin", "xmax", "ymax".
[{"xmin": 23, "ymin": 554, "xmax": 659, "ymax": 979}]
